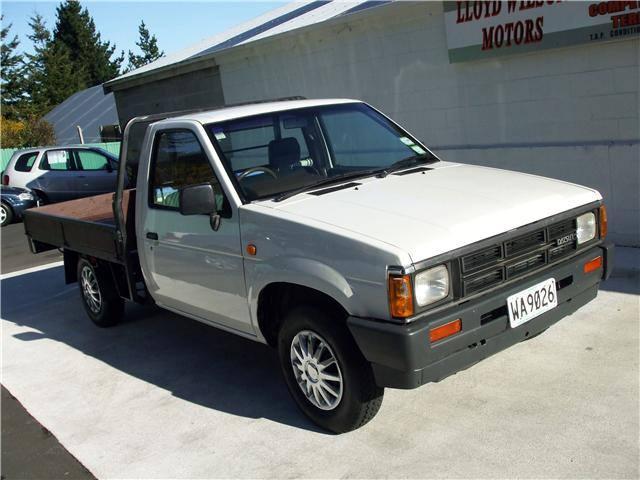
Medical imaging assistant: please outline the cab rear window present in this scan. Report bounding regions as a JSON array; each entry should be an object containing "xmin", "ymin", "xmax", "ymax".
[{"xmin": 14, "ymin": 152, "xmax": 38, "ymax": 172}]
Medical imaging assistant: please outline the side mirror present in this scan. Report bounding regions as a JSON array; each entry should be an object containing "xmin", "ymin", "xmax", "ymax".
[
  {"xmin": 179, "ymin": 183, "xmax": 221, "ymax": 230},
  {"xmin": 179, "ymin": 183, "xmax": 217, "ymax": 215},
  {"xmin": 105, "ymin": 162, "xmax": 113, "ymax": 173}
]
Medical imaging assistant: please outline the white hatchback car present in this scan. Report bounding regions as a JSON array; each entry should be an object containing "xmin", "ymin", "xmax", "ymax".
[{"xmin": 2, "ymin": 145, "xmax": 119, "ymax": 203}]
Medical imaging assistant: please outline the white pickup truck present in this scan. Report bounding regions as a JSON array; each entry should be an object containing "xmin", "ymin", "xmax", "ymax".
[{"xmin": 24, "ymin": 98, "xmax": 614, "ymax": 433}]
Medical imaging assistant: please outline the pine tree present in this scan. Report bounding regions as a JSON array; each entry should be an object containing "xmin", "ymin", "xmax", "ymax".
[
  {"xmin": 42, "ymin": 41, "xmax": 85, "ymax": 106},
  {"xmin": 23, "ymin": 14, "xmax": 53, "ymax": 116},
  {"xmin": 1, "ymin": 16, "xmax": 25, "ymax": 119},
  {"xmin": 126, "ymin": 21, "xmax": 163, "ymax": 72},
  {"xmin": 52, "ymin": 0, "xmax": 122, "ymax": 86}
]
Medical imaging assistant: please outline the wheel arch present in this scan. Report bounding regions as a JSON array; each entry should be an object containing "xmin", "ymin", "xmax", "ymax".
[{"xmin": 257, "ymin": 282, "xmax": 349, "ymax": 347}]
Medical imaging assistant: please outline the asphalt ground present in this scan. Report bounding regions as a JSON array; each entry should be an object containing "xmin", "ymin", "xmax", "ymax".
[
  {"xmin": 1, "ymin": 220, "xmax": 639, "ymax": 478},
  {"xmin": 1, "ymin": 223, "xmax": 86, "ymax": 480},
  {"xmin": 0, "ymin": 222, "xmax": 61, "ymax": 274}
]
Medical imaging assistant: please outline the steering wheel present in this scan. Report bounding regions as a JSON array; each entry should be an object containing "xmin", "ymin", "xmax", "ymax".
[{"xmin": 237, "ymin": 166, "xmax": 278, "ymax": 181}]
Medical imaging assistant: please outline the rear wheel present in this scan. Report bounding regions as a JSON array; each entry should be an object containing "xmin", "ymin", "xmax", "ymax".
[
  {"xmin": 77, "ymin": 258, "xmax": 124, "ymax": 327},
  {"xmin": 0, "ymin": 203, "xmax": 13, "ymax": 227},
  {"xmin": 278, "ymin": 306, "xmax": 384, "ymax": 433}
]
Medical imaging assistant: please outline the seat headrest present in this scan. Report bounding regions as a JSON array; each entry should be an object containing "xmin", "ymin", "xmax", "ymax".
[{"xmin": 268, "ymin": 137, "xmax": 301, "ymax": 170}]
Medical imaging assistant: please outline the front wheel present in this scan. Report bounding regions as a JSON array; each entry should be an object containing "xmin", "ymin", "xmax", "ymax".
[
  {"xmin": 1, "ymin": 203, "xmax": 13, "ymax": 227},
  {"xmin": 77, "ymin": 258, "xmax": 124, "ymax": 327},
  {"xmin": 278, "ymin": 306, "xmax": 384, "ymax": 433}
]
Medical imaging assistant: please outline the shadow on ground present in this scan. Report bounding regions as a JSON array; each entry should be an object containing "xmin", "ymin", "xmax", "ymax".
[
  {"xmin": 1, "ymin": 266, "xmax": 324, "ymax": 433},
  {"xmin": 600, "ymin": 273, "xmax": 640, "ymax": 295}
]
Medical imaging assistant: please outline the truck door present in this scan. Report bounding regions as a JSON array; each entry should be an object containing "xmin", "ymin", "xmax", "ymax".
[{"xmin": 139, "ymin": 128, "xmax": 252, "ymax": 335}]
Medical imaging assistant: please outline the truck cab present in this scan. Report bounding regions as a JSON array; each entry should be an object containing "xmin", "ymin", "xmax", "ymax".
[{"xmin": 23, "ymin": 98, "xmax": 614, "ymax": 433}]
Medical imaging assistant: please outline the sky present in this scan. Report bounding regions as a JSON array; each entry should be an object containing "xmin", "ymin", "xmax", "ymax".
[{"xmin": 1, "ymin": 1, "xmax": 287, "ymax": 59}]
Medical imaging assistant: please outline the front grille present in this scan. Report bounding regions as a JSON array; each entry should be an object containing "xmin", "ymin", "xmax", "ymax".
[
  {"xmin": 461, "ymin": 244, "xmax": 502, "ymax": 273},
  {"xmin": 548, "ymin": 219, "xmax": 575, "ymax": 240},
  {"xmin": 549, "ymin": 242, "xmax": 574, "ymax": 261},
  {"xmin": 506, "ymin": 252, "xmax": 545, "ymax": 278},
  {"xmin": 458, "ymin": 213, "xmax": 589, "ymax": 298},
  {"xmin": 505, "ymin": 230, "xmax": 546, "ymax": 257},
  {"xmin": 464, "ymin": 268, "xmax": 504, "ymax": 295}
]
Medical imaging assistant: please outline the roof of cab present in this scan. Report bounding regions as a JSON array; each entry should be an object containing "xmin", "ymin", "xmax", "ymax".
[{"xmin": 162, "ymin": 98, "xmax": 361, "ymax": 125}]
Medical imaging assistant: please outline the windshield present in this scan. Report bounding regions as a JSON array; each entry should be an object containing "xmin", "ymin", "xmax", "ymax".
[{"xmin": 206, "ymin": 102, "xmax": 438, "ymax": 201}]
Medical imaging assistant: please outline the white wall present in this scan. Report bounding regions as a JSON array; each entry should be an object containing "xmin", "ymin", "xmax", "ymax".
[{"xmin": 217, "ymin": 1, "xmax": 639, "ymax": 246}]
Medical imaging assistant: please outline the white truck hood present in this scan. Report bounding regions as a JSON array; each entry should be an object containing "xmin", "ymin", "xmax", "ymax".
[{"xmin": 264, "ymin": 162, "xmax": 601, "ymax": 264}]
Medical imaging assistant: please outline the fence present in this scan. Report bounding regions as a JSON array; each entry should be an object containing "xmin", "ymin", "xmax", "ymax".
[{"xmin": 0, "ymin": 142, "xmax": 121, "ymax": 171}]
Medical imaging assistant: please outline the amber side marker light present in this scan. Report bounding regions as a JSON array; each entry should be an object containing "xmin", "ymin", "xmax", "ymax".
[
  {"xmin": 388, "ymin": 274, "xmax": 414, "ymax": 318},
  {"xmin": 430, "ymin": 319, "xmax": 462, "ymax": 343},
  {"xmin": 246, "ymin": 244, "xmax": 257, "ymax": 256},
  {"xmin": 584, "ymin": 256, "xmax": 603, "ymax": 274},
  {"xmin": 599, "ymin": 205, "xmax": 608, "ymax": 239}
]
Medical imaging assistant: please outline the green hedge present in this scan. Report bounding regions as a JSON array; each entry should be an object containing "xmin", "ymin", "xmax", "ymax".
[{"xmin": 0, "ymin": 142, "xmax": 121, "ymax": 171}]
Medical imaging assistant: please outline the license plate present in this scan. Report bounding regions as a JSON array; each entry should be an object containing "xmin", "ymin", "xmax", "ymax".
[{"xmin": 507, "ymin": 278, "xmax": 557, "ymax": 328}]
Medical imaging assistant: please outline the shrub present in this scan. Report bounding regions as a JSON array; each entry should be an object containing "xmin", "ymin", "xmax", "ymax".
[{"xmin": 0, "ymin": 115, "xmax": 56, "ymax": 148}]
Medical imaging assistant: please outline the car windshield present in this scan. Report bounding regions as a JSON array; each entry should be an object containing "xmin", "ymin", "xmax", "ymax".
[{"xmin": 206, "ymin": 103, "xmax": 438, "ymax": 201}]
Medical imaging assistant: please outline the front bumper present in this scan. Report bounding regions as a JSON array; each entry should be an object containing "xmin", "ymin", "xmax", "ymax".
[
  {"xmin": 347, "ymin": 243, "xmax": 614, "ymax": 389},
  {"xmin": 2, "ymin": 198, "xmax": 38, "ymax": 219}
]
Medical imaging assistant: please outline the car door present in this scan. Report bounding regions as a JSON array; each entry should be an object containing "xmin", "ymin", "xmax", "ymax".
[
  {"xmin": 138, "ymin": 128, "xmax": 253, "ymax": 335},
  {"xmin": 36, "ymin": 149, "xmax": 79, "ymax": 202},
  {"xmin": 73, "ymin": 149, "xmax": 118, "ymax": 196}
]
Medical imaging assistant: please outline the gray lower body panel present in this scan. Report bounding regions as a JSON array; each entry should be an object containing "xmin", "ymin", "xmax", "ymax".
[{"xmin": 348, "ymin": 244, "xmax": 613, "ymax": 389}]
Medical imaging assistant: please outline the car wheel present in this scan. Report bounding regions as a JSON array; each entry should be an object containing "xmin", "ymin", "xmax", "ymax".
[
  {"xmin": 278, "ymin": 305, "xmax": 384, "ymax": 433},
  {"xmin": 0, "ymin": 202, "xmax": 13, "ymax": 227},
  {"xmin": 77, "ymin": 258, "xmax": 124, "ymax": 327}
]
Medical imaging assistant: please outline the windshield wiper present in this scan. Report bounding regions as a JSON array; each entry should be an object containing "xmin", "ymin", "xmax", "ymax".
[
  {"xmin": 274, "ymin": 170, "xmax": 378, "ymax": 202},
  {"xmin": 374, "ymin": 154, "xmax": 438, "ymax": 178},
  {"xmin": 273, "ymin": 154, "xmax": 438, "ymax": 202}
]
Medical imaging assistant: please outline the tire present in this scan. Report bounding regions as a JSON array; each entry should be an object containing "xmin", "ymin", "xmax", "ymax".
[
  {"xmin": 77, "ymin": 258, "xmax": 124, "ymax": 327},
  {"xmin": 278, "ymin": 305, "xmax": 384, "ymax": 433},
  {"xmin": 0, "ymin": 202, "xmax": 13, "ymax": 227}
]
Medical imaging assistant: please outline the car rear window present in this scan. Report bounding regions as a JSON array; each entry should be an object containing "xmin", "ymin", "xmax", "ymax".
[{"xmin": 14, "ymin": 152, "xmax": 39, "ymax": 172}]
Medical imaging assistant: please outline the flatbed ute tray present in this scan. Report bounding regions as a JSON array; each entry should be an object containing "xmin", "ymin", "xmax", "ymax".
[{"xmin": 23, "ymin": 190, "xmax": 135, "ymax": 263}]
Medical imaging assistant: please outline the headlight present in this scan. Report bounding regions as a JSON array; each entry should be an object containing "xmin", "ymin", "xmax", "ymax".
[
  {"xmin": 415, "ymin": 265, "xmax": 450, "ymax": 307},
  {"xmin": 576, "ymin": 212, "xmax": 596, "ymax": 244},
  {"xmin": 18, "ymin": 192, "xmax": 34, "ymax": 201}
]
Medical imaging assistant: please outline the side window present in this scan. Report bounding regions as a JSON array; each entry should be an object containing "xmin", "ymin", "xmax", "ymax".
[
  {"xmin": 149, "ymin": 130, "xmax": 228, "ymax": 214},
  {"xmin": 14, "ymin": 152, "xmax": 39, "ymax": 172},
  {"xmin": 75, "ymin": 150, "xmax": 110, "ymax": 171},
  {"xmin": 41, "ymin": 150, "xmax": 73, "ymax": 171}
]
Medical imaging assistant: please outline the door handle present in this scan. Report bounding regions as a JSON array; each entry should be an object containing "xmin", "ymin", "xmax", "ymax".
[{"xmin": 146, "ymin": 231, "xmax": 158, "ymax": 240}]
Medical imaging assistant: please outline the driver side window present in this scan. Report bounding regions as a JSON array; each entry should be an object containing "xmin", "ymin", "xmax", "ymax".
[{"xmin": 149, "ymin": 130, "xmax": 229, "ymax": 215}]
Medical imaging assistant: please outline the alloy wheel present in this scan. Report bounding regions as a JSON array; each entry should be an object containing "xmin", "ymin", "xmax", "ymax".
[
  {"xmin": 80, "ymin": 265, "xmax": 102, "ymax": 314},
  {"xmin": 290, "ymin": 330, "xmax": 344, "ymax": 411}
]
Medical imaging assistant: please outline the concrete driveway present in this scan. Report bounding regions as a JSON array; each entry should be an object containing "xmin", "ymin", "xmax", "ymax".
[{"xmin": 1, "ymin": 260, "xmax": 638, "ymax": 478}]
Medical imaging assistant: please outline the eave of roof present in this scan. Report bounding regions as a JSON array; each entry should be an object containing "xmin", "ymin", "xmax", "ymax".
[{"xmin": 103, "ymin": 0, "xmax": 395, "ymax": 94}]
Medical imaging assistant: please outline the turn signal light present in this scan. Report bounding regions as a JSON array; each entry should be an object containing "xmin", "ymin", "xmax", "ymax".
[
  {"xmin": 584, "ymin": 256, "xmax": 603, "ymax": 274},
  {"xmin": 388, "ymin": 274, "xmax": 414, "ymax": 318},
  {"xmin": 599, "ymin": 205, "xmax": 608, "ymax": 239},
  {"xmin": 429, "ymin": 319, "xmax": 462, "ymax": 343}
]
